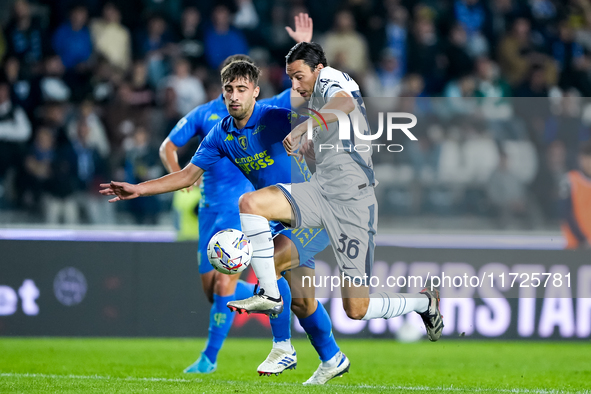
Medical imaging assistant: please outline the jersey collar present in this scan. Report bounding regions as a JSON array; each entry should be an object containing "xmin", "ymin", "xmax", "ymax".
[{"xmin": 226, "ymin": 101, "xmax": 261, "ymax": 134}]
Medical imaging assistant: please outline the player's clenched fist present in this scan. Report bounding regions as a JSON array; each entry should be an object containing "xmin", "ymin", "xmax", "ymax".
[
  {"xmin": 283, "ymin": 123, "xmax": 307, "ymax": 156},
  {"xmin": 99, "ymin": 181, "xmax": 141, "ymax": 202}
]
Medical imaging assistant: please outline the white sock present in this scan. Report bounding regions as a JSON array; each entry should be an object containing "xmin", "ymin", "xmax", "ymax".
[
  {"xmin": 362, "ymin": 293, "xmax": 429, "ymax": 320},
  {"xmin": 273, "ymin": 339, "xmax": 293, "ymax": 353},
  {"xmin": 322, "ymin": 351, "xmax": 341, "ymax": 368},
  {"xmin": 240, "ymin": 213, "xmax": 280, "ymax": 299}
]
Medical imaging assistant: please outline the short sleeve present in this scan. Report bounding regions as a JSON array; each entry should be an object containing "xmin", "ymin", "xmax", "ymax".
[
  {"xmin": 262, "ymin": 107, "xmax": 299, "ymax": 140},
  {"xmin": 189, "ymin": 126, "xmax": 223, "ymax": 171},
  {"xmin": 168, "ymin": 107, "xmax": 203, "ymax": 147},
  {"xmin": 319, "ymin": 78, "xmax": 345, "ymax": 99}
]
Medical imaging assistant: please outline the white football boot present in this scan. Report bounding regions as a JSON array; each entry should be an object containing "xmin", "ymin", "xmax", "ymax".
[
  {"xmin": 227, "ymin": 294, "xmax": 283, "ymax": 316},
  {"xmin": 257, "ymin": 347, "xmax": 297, "ymax": 376},
  {"xmin": 303, "ymin": 351, "xmax": 350, "ymax": 385}
]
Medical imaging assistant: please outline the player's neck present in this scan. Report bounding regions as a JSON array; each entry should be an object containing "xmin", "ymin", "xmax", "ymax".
[{"xmin": 233, "ymin": 103, "xmax": 256, "ymax": 129}]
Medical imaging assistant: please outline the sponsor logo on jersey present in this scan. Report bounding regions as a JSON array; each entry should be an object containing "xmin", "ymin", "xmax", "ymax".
[
  {"xmin": 208, "ymin": 113, "xmax": 221, "ymax": 121},
  {"xmin": 224, "ymin": 134, "xmax": 234, "ymax": 141}
]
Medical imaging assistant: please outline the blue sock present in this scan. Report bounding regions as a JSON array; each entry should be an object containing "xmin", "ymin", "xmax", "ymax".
[
  {"xmin": 298, "ymin": 302, "xmax": 339, "ymax": 361},
  {"xmin": 203, "ymin": 294, "xmax": 235, "ymax": 363},
  {"xmin": 235, "ymin": 280, "xmax": 255, "ymax": 300},
  {"xmin": 270, "ymin": 276, "xmax": 291, "ymax": 343}
]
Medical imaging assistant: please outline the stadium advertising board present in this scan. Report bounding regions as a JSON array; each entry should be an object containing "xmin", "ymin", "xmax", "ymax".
[{"xmin": 0, "ymin": 240, "xmax": 589, "ymax": 340}]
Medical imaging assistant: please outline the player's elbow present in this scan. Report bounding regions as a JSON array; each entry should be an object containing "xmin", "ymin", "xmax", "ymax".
[
  {"xmin": 343, "ymin": 97, "xmax": 356, "ymax": 114},
  {"xmin": 159, "ymin": 139, "xmax": 176, "ymax": 160}
]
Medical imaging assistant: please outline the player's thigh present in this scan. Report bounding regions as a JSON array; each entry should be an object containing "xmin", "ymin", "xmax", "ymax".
[
  {"xmin": 326, "ymin": 202, "xmax": 378, "ymax": 286},
  {"xmin": 200, "ymin": 271, "xmax": 215, "ymax": 303},
  {"xmin": 284, "ymin": 181, "xmax": 325, "ymax": 229},
  {"xmin": 239, "ymin": 186, "xmax": 292, "ymax": 223}
]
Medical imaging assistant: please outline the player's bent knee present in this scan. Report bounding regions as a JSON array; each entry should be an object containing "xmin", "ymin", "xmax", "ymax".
[
  {"xmin": 343, "ymin": 303, "xmax": 367, "ymax": 320},
  {"xmin": 238, "ymin": 192, "xmax": 261, "ymax": 215}
]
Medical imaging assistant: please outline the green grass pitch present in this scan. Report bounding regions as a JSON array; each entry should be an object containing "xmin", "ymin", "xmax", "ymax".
[{"xmin": 0, "ymin": 338, "xmax": 589, "ymax": 393}]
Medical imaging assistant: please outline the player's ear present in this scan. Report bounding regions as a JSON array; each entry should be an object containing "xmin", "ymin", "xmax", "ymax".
[
  {"xmin": 315, "ymin": 64, "xmax": 324, "ymax": 72},
  {"xmin": 253, "ymin": 85, "xmax": 260, "ymax": 99}
]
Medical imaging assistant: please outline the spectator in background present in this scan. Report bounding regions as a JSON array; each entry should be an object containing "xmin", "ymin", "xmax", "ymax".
[
  {"xmin": 135, "ymin": 14, "xmax": 175, "ymax": 87},
  {"xmin": 553, "ymin": 21, "xmax": 591, "ymax": 96},
  {"xmin": 90, "ymin": 2, "xmax": 132, "ymax": 73},
  {"xmin": 233, "ymin": 0, "xmax": 259, "ymax": 31},
  {"xmin": 475, "ymin": 56, "xmax": 511, "ymax": 98},
  {"xmin": 39, "ymin": 55, "xmax": 71, "ymax": 102},
  {"xmin": 122, "ymin": 126, "xmax": 163, "ymax": 224},
  {"xmin": 497, "ymin": 17, "xmax": 557, "ymax": 88},
  {"xmin": 487, "ymin": 151, "xmax": 530, "ymax": 228},
  {"xmin": 128, "ymin": 61, "xmax": 155, "ymax": 107},
  {"xmin": 5, "ymin": 0, "xmax": 47, "ymax": 77},
  {"xmin": 204, "ymin": 5, "xmax": 249, "ymax": 69},
  {"xmin": 406, "ymin": 14, "xmax": 445, "ymax": 94},
  {"xmin": 177, "ymin": 7, "xmax": 205, "ymax": 68},
  {"xmin": 67, "ymin": 99, "xmax": 110, "ymax": 158},
  {"xmin": 141, "ymin": 0, "xmax": 183, "ymax": 25},
  {"xmin": 323, "ymin": 9, "xmax": 370, "ymax": 78},
  {"xmin": 160, "ymin": 57, "xmax": 205, "ymax": 115},
  {"xmin": 363, "ymin": 48, "xmax": 403, "ymax": 97},
  {"xmin": 22, "ymin": 125, "xmax": 55, "ymax": 210},
  {"xmin": 385, "ymin": 5, "xmax": 408, "ymax": 79},
  {"xmin": 561, "ymin": 141, "xmax": 591, "ymax": 249},
  {"xmin": 3, "ymin": 56, "xmax": 40, "ymax": 117},
  {"xmin": 52, "ymin": 5, "xmax": 93, "ymax": 71},
  {"xmin": 24, "ymin": 126, "xmax": 79, "ymax": 224},
  {"xmin": 443, "ymin": 74, "xmax": 478, "ymax": 116},
  {"xmin": 444, "ymin": 23, "xmax": 475, "ymax": 81},
  {"xmin": 453, "ymin": 0, "xmax": 489, "ymax": 57},
  {"xmin": 70, "ymin": 120, "xmax": 113, "ymax": 224},
  {"xmin": 544, "ymin": 89, "xmax": 590, "ymax": 169},
  {"xmin": 0, "ymin": 78, "xmax": 32, "ymax": 187},
  {"xmin": 514, "ymin": 64, "xmax": 552, "ymax": 97},
  {"xmin": 487, "ymin": 0, "xmax": 523, "ymax": 47}
]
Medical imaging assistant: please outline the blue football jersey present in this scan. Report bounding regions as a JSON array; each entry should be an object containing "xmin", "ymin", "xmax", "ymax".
[
  {"xmin": 167, "ymin": 90, "xmax": 291, "ymax": 210},
  {"xmin": 190, "ymin": 102, "xmax": 311, "ymax": 189}
]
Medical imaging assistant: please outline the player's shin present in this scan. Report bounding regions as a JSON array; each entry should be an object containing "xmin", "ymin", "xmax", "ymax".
[
  {"xmin": 239, "ymin": 213, "xmax": 280, "ymax": 299},
  {"xmin": 298, "ymin": 301, "xmax": 340, "ymax": 364},
  {"xmin": 270, "ymin": 277, "xmax": 292, "ymax": 350},
  {"xmin": 361, "ymin": 292, "xmax": 429, "ymax": 320},
  {"xmin": 203, "ymin": 293, "xmax": 236, "ymax": 363}
]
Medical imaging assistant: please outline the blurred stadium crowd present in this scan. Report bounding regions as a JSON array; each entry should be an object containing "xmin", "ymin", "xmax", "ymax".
[{"xmin": 0, "ymin": 0, "xmax": 590, "ymax": 229}]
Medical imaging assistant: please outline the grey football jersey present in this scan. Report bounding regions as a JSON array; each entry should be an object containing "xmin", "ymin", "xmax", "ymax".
[{"xmin": 307, "ymin": 67, "xmax": 375, "ymax": 202}]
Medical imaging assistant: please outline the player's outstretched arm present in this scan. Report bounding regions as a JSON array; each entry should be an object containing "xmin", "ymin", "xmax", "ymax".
[
  {"xmin": 99, "ymin": 163, "xmax": 204, "ymax": 203},
  {"xmin": 286, "ymin": 12, "xmax": 313, "ymax": 43}
]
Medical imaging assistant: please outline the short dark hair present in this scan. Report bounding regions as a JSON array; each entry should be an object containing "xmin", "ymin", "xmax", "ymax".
[
  {"xmin": 220, "ymin": 60, "xmax": 260, "ymax": 86},
  {"xmin": 580, "ymin": 140, "xmax": 591, "ymax": 156},
  {"xmin": 285, "ymin": 42, "xmax": 327, "ymax": 71},
  {"xmin": 220, "ymin": 54, "xmax": 254, "ymax": 70}
]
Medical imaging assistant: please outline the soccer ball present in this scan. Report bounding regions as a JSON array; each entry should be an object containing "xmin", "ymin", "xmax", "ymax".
[{"xmin": 207, "ymin": 229, "xmax": 252, "ymax": 274}]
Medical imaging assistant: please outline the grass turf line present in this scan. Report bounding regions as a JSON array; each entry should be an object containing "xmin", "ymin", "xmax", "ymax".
[{"xmin": 0, "ymin": 338, "xmax": 589, "ymax": 393}]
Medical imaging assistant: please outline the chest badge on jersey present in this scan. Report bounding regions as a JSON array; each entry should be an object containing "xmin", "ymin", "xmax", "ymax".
[{"xmin": 238, "ymin": 135, "xmax": 249, "ymax": 150}]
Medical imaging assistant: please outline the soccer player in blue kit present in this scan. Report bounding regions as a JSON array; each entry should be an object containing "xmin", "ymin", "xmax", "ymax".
[
  {"xmin": 101, "ymin": 59, "xmax": 349, "ymax": 384},
  {"xmin": 160, "ymin": 55, "xmax": 293, "ymax": 376}
]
